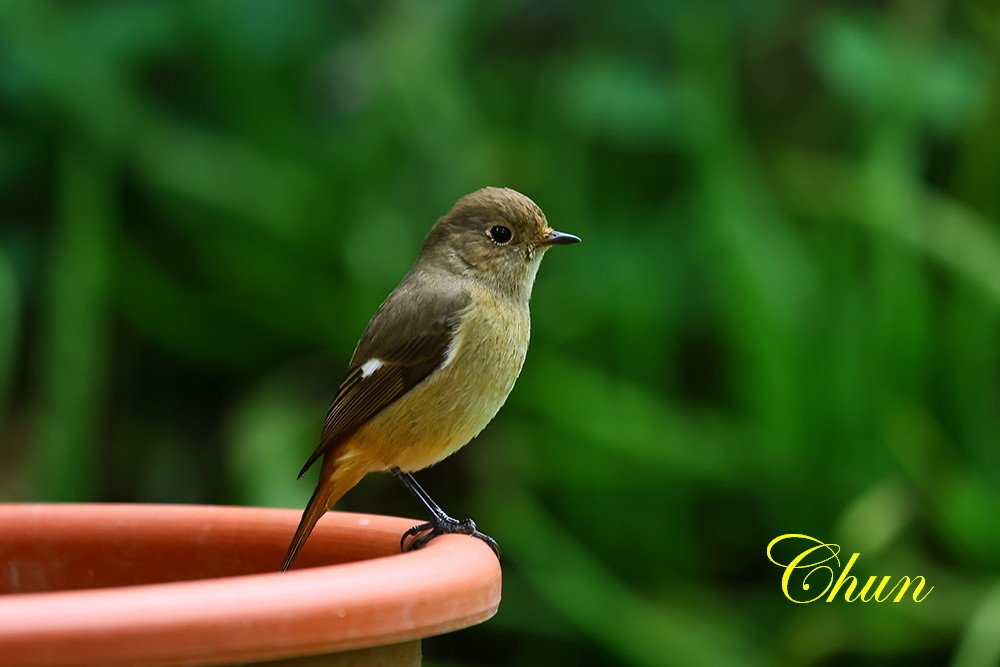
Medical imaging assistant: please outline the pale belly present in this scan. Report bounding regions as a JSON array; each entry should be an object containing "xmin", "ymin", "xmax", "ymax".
[{"xmin": 349, "ymin": 294, "xmax": 530, "ymax": 472}]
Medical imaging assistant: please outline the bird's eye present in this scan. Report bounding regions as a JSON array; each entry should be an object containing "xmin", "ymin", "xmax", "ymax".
[{"xmin": 488, "ymin": 225, "xmax": 512, "ymax": 245}]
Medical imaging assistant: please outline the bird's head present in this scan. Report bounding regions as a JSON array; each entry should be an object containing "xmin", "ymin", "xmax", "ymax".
[{"xmin": 420, "ymin": 187, "xmax": 580, "ymax": 300}]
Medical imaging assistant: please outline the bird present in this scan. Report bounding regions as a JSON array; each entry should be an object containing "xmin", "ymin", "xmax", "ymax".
[{"xmin": 280, "ymin": 187, "xmax": 580, "ymax": 571}]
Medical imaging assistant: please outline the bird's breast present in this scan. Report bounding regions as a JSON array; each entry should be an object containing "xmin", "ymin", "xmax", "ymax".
[{"xmin": 354, "ymin": 288, "xmax": 530, "ymax": 472}]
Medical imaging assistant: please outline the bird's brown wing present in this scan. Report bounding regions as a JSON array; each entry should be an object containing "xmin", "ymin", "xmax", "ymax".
[{"xmin": 296, "ymin": 281, "xmax": 470, "ymax": 478}]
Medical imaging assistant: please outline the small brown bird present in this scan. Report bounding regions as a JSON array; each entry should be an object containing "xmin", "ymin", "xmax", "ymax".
[{"xmin": 280, "ymin": 187, "xmax": 579, "ymax": 571}]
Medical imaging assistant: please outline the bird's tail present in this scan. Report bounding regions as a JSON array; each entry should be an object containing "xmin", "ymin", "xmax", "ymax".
[{"xmin": 280, "ymin": 455, "xmax": 366, "ymax": 571}]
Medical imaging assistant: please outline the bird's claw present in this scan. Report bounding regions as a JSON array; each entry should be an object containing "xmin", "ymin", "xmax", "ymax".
[{"xmin": 400, "ymin": 516, "xmax": 501, "ymax": 558}]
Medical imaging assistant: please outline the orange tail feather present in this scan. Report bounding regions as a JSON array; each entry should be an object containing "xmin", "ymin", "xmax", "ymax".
[{"xmin": 280, "ymin": 456, "xmax": 366, "ymax": 571}]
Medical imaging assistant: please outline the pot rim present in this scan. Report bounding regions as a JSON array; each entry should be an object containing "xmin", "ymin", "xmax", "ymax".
[{"xmin": 0, "ymin": 503, "xmax": 502, "ymax": 667}]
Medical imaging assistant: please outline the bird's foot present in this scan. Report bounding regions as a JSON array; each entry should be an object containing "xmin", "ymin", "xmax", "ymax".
[{"xmin": 400, "ymin": 515, "xmax": 500, "ymax": 557}]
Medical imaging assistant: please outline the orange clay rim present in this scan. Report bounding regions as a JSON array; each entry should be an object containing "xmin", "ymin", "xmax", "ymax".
[{"xmin": 0, "ymin": 504, "xmax": 502, "ymax": 667}]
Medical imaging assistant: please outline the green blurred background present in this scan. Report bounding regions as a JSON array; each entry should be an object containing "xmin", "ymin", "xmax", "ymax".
[{"xmin": 2, "ymin": 1, "xmax": 1000, "ymax": 665}]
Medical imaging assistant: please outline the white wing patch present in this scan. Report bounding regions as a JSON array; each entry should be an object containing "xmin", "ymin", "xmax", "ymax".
[
  {"xmin": 440, "ymin": 328, "xmax": 462, "ymax": 369},
  {"xmin": 360, "ymin": 358, "xmax": 383, "ymax": 378}
]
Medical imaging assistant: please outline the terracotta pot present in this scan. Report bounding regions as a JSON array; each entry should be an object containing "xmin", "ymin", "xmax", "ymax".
[{"xmin": 0, "ymin": 504, "xmax": 501, "ymax": 666}]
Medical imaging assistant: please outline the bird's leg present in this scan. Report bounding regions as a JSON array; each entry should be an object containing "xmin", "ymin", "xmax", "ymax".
[{"xmin": 390, "ymin": 467, "xmax": 500, "ymax": 557}]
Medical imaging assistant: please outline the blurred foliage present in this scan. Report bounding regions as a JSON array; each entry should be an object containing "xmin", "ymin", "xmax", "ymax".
[{"xmin": 2, "ymin": 1, "xmax": 1000, "ymax": 665}]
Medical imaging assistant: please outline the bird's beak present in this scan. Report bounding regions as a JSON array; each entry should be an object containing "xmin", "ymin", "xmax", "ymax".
[{"xmin": 541, "ymin": 230, "xmax": 581, "ymax": 246}]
